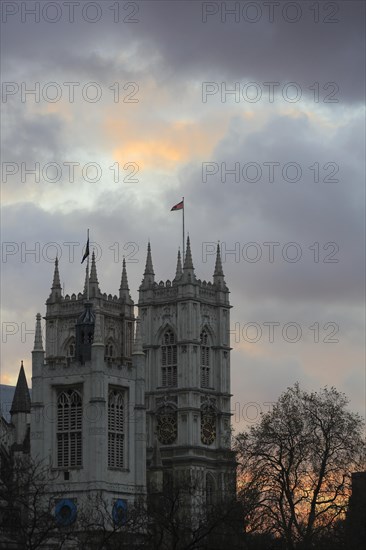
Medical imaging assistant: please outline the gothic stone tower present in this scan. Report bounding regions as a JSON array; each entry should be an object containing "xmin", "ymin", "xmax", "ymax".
[
  {"xmin": 139, "ymin": 238, "xmax": 236, "ymax": 507},
  {"xmin": 30, "ymin": 254, "xmax": 146, "ymax": 524}
]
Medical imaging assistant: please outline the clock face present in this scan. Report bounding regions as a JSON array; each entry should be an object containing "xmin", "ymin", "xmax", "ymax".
[
  {"xmin": 201, "ymin": 415, "xmax": 216, "ymax": 445},
  {"xmin": 157, "ymin": 413, "xmax": 177, "ymax": 445}
]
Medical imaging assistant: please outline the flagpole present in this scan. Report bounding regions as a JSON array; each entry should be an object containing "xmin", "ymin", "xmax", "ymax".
[
  {"xmin": 86, "ymin": 228, "xmax": 90, "ymax": 301},
  {"xmin": 182, "ymin": 197, "xmax": 185, "ymax": 262}
]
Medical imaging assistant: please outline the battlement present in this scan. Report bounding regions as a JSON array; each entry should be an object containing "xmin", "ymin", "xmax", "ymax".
[
  {"xmin": 47, "ymin": 292, "xmax": 133, "ymax": 317},
  {"xmin": 140, "ymin": 276, "xmax": 229, "ymax": 305}
]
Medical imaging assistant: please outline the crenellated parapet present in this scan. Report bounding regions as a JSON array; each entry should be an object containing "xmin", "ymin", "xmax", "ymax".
[
  {"xmin": 139, "ymin": 238, "xmax": 230, "ymax": 308},
  {"xmin": 44, "ymin": 256, "xmax": 135, "ymax": 364}
]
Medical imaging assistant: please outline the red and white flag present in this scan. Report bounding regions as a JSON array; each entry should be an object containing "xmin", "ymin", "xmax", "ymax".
[{"xmin": 171, "ymin": 200, "xmax": 184, "ymax": 211}]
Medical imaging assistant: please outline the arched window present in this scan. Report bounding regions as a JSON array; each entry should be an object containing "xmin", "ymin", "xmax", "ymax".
[
  {"xmin": 105, "ymin": 339, "xmax": 115, "ymax": 361},
  {"xmin": 68, "ymin": 337, "xmax": 76, "ymax": 357},
  {"xmin": 57, "ymin": 389, "xmax": 82, "ymax": 468},
  {"xmin": 64, "ymin": 337, "xmax": 75, "ymax": 358},
  {"xmin": 200, "ymin": 330, "xmax": 210, "ymax": 388},
  {"xmin": 161, "ymin": 330, "xmax": 177, "ymax": 387},
  {"xmin": 108, "ymin": 389, "xmax": 125, "ymax": 468}
]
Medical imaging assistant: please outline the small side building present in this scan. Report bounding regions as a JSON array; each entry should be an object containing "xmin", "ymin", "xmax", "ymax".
[
  {"xmin": 347, "ymin": 471, "xmax": 366, "ymax": 549},
  {"xmin": 0, "ymin": 362, "xmax": 31, "ymax": 548}
]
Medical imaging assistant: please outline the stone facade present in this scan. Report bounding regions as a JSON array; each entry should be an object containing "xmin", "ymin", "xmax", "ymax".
[
  {"xmin": 31, "ymin": 254, "xmax": 145, "ymax": 517},
  {"xmin": 1, "ymin": 237, "xmax": 236, "ymax": 530},
  {"xmin": 140, "ymin": 239, "xmax": 236, "ymax": 506}
]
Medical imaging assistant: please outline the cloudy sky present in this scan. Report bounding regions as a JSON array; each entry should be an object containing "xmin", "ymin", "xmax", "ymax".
[{"xmin": 1, "ymin": 0, "xmax": 365, "ymax": 429}]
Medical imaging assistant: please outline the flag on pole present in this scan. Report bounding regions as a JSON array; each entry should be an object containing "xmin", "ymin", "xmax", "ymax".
[
  {"xmin": 81, "ymin": 237, "xmax": 90, "ymax": 264},
  {"xmin": 171, "ymin": 200, "xmax": 184, "ymax": 211},
  {"xmin": 171, "ymin": 199, "xmax": 185, "ymax": 261}
]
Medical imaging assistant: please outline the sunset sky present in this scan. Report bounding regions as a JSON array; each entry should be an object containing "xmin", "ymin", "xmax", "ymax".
[{"xmin": 1, "ymin": 0, "xmax": 365, "ymax": 430}]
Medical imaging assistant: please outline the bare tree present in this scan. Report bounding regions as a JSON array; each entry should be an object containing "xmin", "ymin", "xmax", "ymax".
[
  {"xmin": 0, "ymin": 452, "xmax": 73, "ymax": 549},
  {"xmin": 146, "ymin": 472, "xmax": 242, "ymax": 550},
  {"xmin": 74, "ymin": 478, "xmax": 242, "ymax": 550},
  {"xmin": 235, "ymin": 384, "xmax": 365, "ymax": 550},
  {"xmin": 74, "ymin": 492, "xmax": 147, "ymax": 549}
]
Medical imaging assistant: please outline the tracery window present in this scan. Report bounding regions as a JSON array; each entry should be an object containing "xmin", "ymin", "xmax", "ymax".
[
  {"xmin": 57, "ymin": 389, "xmax": 82, "ymax": 468},
  {"xmin": 200, "ymin": 330, "xmax": 210, "ymax": 388},
  {"xmin": 161, "ymin": 330, "xmax": 177, "ymax": 387},
  {"xmin": 206, "ymin": 473, "xmax": 215, "ymax": 506},
  {"xmin": 108, "ymin": 389, "xmax": 125, "ymax": 468}
]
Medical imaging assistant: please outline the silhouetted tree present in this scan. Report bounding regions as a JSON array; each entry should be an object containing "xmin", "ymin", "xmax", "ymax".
[
  {"xmin": 73, "ymin": 492, "xmax": 146, "ymax": 549},
  {"xmin": 0, "ymin": 452, "xmax": 72, "ymax": 549},
  {"xmin": 235, "ymin": 384, "xmax": 365, "ymax": 550},
  {"xmin": 145, "ymin": 472, "xmax": 242, "ymax": 550}
]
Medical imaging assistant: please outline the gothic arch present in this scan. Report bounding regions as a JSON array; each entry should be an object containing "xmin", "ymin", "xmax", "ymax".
[
  {"xmin": 62, "ymin": 336, "xmax": 76, "ymax": 358},
  {"xmin": 155, "ymin": 400, "xmax": 178, "ymax": 414},
  {"xmin": 108, "ymin": 388, "xmax": 125, "ymax": 468},
  {"xmin": 57, "ymin": 388, "xmax": 82, "ymax": 468},
  {"xmin": 200, "ymin": 328, "xmax": 212, "ymax": 389},
  {"xmin": 105, "ymin": 337, "xmax": 115, "ymax": 358},
  {"xmin": 159, "ymin": 328, "xmax": 177, "ymax": 387},
  {"xmin": 155, "ymin": 322, "xmax": 177, "ymax": 345},
  {"xmin": 199, "ymin": 323, "xmax": 215, "ymax": 342}
]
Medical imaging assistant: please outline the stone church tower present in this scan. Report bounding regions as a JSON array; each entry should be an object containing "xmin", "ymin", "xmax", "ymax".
[
  {"xmin": 140, "ymin": 237, "xmax": 236, "ymax": 505},
  {"xmin": 30, "ymin": 254, "xmax": 146, "ymax": 525},
  {"xmin": 27, "ymin": 237, "xmax": 236, "ymax": 528}
]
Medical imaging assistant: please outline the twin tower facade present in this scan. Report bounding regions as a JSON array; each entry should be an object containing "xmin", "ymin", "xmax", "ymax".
[{"xmin": 30, "ymin": 237, "xmax": 236, "ymax": 522}]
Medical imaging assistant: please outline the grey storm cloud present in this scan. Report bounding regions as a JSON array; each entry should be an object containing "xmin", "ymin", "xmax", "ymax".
[
  {"xmin": 1, "ymin": 0, "xmax": 364, "ymax": 419},
  {"xmin": 178, "ymin": 112, "xmax": 364, "ymax": 305},
  {"xmin": 1, "ymin": 1, "xmax": 364, "ymax": 103}
]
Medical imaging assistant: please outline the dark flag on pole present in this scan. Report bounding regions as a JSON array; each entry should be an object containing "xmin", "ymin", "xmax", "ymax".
[
  {"xmin": 81, "ymin": 237, "xmax": 90, "ymax": 264},
  {"xmin": 170, "ymin": 198, "xmax": 185, "ymax": 261},
  {"xmin": 171, "ymin": 200, "xmax": 184, "ymax": 211}
]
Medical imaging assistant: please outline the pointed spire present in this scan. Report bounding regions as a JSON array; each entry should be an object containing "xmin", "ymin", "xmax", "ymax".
[
  {"xmin": 213, "ymin": 242, "xmax": 228, "ymax": 292},
  {"xmin": 48, "ymin": 257, "xmax": 62, "ymax": 302},
  {"xmin": 119, "ymin": 257, "xmax": 131, "ymax": 301},
  {"xmin": 52, "ymin": 257, "xmax": 61, "ymax": 289},
  {"xmin": 33, "ymin": 313, "xmax": 43, "ymax": 351},
  {"xmin": 10, "ymin": 362, "xmax": 31, "ymax": 414},
  {"xmin": 145, "ymin": 241, "xmax": 154, "ymax": 275},
  {"xmin": 182, "ymin": 235, "xmax": 195, "ymax": 283},
  {"xmin": 141, "ymin": 242, "xmax": 155, "ymax": 288},
  {"xmin": 174, "ymin": 248, "xmax": 183, "ymax": 281},
  {"xmin": 89, "ymin": 250, "xmax": 98, "ymax": 283},
  {"xmin": 213, "ymin": 242, "xmax": 227, "ymax": 288},
  {"xmin": 83, "ymin": 264, "xmax": 88, "ymax": 297},
  {"xmin": 133, "ymin": 317, "xmax": 143, "ymax": 354},
  {"xmin": 214, "ymin": 243, "xmax": 224, "ymax": 276},
  {"xmin": 89, "ymin": 250, "xmax": 100, "ymax": 297},
  {"xmin": 183, "ymin": 236, "xmax": 194, "ymax": 271},
  {"xmin": 120, "ymin": 258, "xmax": 129, "ymax": 290}
]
